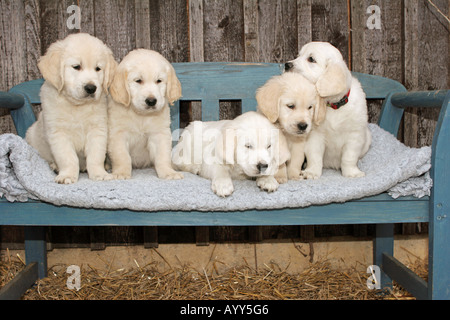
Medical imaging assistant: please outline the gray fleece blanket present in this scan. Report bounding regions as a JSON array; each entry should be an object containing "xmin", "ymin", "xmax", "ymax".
[{"xmin": 0, "ymin": 124, "xmax": 432, "ymax": 212}]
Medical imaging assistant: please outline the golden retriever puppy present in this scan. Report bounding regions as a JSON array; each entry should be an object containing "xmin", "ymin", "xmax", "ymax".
[
  {"xmin": 285, "ymin": 41, "xmax": 372, "ymax": 179},
  {"xmin": 256, "ymin": 72, "xmax": 326, "ymax": 182},
  {"xmin": 107, "ymin": 49, "xmax": 183, "ymax": 180},
  {"xmin": 172, "ymin": 111, "xmax": 290, "ymax": 197},
  {"xmin": 25, "ymin": 33, "xmax": 117, "ymax": 184}
]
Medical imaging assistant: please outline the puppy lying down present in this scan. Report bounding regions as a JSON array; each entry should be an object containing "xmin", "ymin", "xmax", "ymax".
[{"xmin": 172, "ymin": 111, "xmax": 290, "ymax": 197}]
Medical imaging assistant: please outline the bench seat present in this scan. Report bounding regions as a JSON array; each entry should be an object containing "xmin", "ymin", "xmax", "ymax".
[{"xmin": 0, "ymin": 63, "xmax": 448, "ymax": 300}]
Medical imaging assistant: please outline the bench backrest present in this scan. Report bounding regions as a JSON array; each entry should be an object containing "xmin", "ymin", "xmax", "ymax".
[{"xmin": 5, "ymin": 62, "xmax": 408, "ymax": 138}]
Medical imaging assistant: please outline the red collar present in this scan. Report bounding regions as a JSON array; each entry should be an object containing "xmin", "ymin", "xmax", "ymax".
[{"xmin": 327, "ymin": 90, "xmax": 351, "ymax": 110}]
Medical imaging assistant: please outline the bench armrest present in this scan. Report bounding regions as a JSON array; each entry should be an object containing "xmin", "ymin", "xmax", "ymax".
[
  {"xmin": 391, "ymin": 90, "xmax": 449, "ymax": 109},
  {"xmin": 0, "ymin": 90, "xmax": 37, "ymax": 138},
  {"xmin": 0, "ymin": 91, "xmax": 25, "ymax": 110},
  {"xmin": 378, "ymin": 90, "xmax": 449, "ymax": 136}
]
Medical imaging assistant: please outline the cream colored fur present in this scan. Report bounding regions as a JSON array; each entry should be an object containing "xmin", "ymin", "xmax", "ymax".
[
  {"xmin": 256, "ymin": 72, "xmax": 326, "ymax": 182},
  {"xmin": 107, "ymin": 49, "xmax": 183, "ymax": 180},
  {"xmin": 288, "ymin": 41, "xmax": 372, "ymax": 179},
  {"xmin": 172, "ymin": 111, "xmax": 290, "ymax": 197},
  {"xmin": 25, "ymin": 33, "xmax": 117, "ymax": 184}
]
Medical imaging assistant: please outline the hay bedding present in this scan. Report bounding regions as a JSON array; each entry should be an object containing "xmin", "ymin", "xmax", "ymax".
[{"xmin": 1, "ymin": 252, "xmax": 426, "ymax": 300}]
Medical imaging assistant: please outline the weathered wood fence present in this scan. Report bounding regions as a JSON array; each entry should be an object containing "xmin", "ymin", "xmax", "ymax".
[{"xmin": 1, "ymin": 0, "xmax": 449, "ymax": 248}]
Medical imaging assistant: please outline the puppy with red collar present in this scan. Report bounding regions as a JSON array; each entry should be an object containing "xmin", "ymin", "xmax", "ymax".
[{"xmin": 286, "ymin": 41, "xmax": 372, "ymax": 179}]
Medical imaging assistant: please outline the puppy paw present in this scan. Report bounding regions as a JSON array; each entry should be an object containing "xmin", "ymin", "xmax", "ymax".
[
  {"xmin": 212, "ymin": 178, "xmax": 234, "ymax": 197},
  {"xmin": 90, "ymin": 172, "xmax": 114, "ymax": 181},
  {"xmin": 288, "ymin": 170, "xmax": 303, "ymax": 181},
  {"xmin": 112, "ymin": 171, "xmax": 132, "ymax": 180},
  {"xmin": 257, "ymin": 176, "xmax": 279, "ymax": 193},
  {"xmin": 55, "ymin": 173, "xmax": 78, "ymax": 184},
  {"xmin": 342, "ymin": 167, "xmax": 365, "ymax": 178},
  {"xmin": 274, "ymin": 167, "xmax": 288, "ymax": 184},
  {"xmin": 301, "ymin": 169, "xmax": 321, "ymax": 180},
  {"xmin": 158, "ymin": 170, "xmax": 184, "ymax": 180},
  {"xmin": 275, "ymin": 175, "xmax": 288, "ymax": 184}
]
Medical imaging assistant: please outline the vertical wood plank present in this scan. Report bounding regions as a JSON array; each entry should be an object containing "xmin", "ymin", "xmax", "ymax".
[
  {"xmin": 258, "ymin": 0, "xmax": 298, "ymax": 63},
  {"xmin": 296, "ymin": 0, "xmax": 312, "ymax": 52},
  {"xmin": 149, "ymin": 0, "xmax": 189, "ymax": 62},
  {"xmin": 39, "ymin": 0, "xmax": 78, "ymax": 53},
  {"xmin": 25, "ymin": 0, "xmax": 41, "ymax": 81},
  {"xmin": 243, "ymin": 0, "xmax": 259, "ymax": 62},
  {"xmin": 93, "ymin": 0, "xmax": 136, "ymax": 61},
  {"xmin": 134, "ymin": 0, "xmax": 151, "ymax": 49},
  {"xmin": 0, "ymin": 0, "xmax": 27, "ymax": 91},
  {"xmin": 189, "ymin": 0, "xmax": 204, "ymax": 121},
  {"xmin": 203, "ymin": 0, "xmax": 244, "ymax": 62},
  {"xmin": 78, "ymin": 0, "xmax": 95, "ymax": 34},
  {"xmin": 403, "ymin": 0, "xmax": 448, "ymax": 148},
  {"xmin": 311, "ymin": 0, "xmax": 349, "ymax": 63},
  {"xmin": 189, "ymin": 0, "xmax": 204, "ymax": 62}
]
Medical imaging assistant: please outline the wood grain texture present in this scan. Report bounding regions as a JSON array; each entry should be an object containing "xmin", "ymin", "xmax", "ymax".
[{"xmin": 0, "ymin": 1, "xmax": 448, "ymax": 247}]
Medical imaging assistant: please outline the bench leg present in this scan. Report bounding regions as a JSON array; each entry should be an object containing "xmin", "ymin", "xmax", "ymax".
[
  {"xmin": 373, "ymin": 223, "xmax": 394, "ymax": 291},
  {"xmin": 24, "ymin": 227, "xmax": 47, "ymax": 279},
  {"xmin": 428, "ymin": 206, "xmax": 450, "ymax": 299}
]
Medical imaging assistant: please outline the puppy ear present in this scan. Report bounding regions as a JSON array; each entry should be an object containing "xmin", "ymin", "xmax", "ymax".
[
  {"xmin": 38, "ymin": 41, "xmax": 65, "ymax": 92},
  {"xmin": 103, "ymin": 54, "xmax": 118, "ymax": 93},
  {"xmin": 109, "ymin": 67, "xmax": 131, "ymax": 107},
  {"xmin": 256, "ymin": 76, "xmax": 283, "ymax": 123},
  {"xmin": 316, "ymin": 61, "xmax": 350, "ymax": 98},
  {"xmin": 216, "ymin": 124, "xmax": 236, "ymax": 165},
  {"xmin": 167, "ymin": 64, "xmax": 182, "ymax": 105},
  {"xmin": 313, "ymin": 97, "xmax": 327, "ymax": 126}
]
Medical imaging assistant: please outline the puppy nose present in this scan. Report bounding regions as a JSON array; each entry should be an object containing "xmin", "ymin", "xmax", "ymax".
[
  {"xmin": 84, "ymin": 84, "xmax": 97, "ymax": 95},
  {"xmin": 284, "ymin": 62, "xmax": 294, "ymax": 72},
  {"xmin": 257, "ymin": 162, "xmax": 269, "ymax": 173},
  {"xmin": 297, "ymin": 122, "xmax": 308, "ymax": 131},
  {"xmin": 145, "ymin": 98, "xmax": 157, "ymax": 108}
]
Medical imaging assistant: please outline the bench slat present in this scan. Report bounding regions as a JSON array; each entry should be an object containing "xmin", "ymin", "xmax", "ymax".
[
  {"xmin": 201, "ymin": 99, "xmax": 220, "ymax": 121},
  {"xmin": 0, "ymin": 195, "xmax": 429, "ymax": 227}
]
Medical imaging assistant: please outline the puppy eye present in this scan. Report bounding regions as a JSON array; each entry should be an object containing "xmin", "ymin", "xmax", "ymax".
[
  {"xmin": 267, "ymin": 144, "xmax": 272, "ymax": 149},
  {"xmin": 95, "ymin": 67, "xmax": 101, "ymax": 72},
  {"xmin": 307, "ymin": 56, "xmax": 316, "ymax": 63},
  {"xmin": 245, "ymin": 144, "xmax": 253, "ymax": 149},
  {"xmin": 308, "ymin": 105, "xmax": 313, "ymax": 110},
  {"xmin": 72, "ymin": 65, "xmax": 81, "ymax": 71},
  {"xmin": 135, "ymin": 79, "xmax": 143, "ymax": 84},
  {"xmin": 156, "ymin": 79, "xmax": 162, "ymax": 84},
  {"xmin": 287, "ymin": 104, "xmax": 295, "ymax": 110}
]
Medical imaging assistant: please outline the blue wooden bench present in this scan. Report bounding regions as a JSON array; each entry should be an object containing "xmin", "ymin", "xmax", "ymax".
[{"xmin": 0, "ymin": 62, "xmax": 449, "ymax": 300}]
